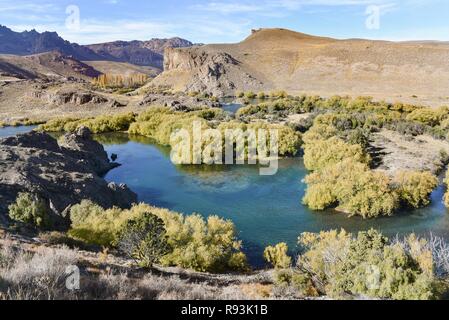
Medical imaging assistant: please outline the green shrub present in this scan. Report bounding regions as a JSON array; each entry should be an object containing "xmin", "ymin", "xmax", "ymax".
[
  {"xmin": 69, "ymin": 200, "xmax": 131, "ymax": 246},
  {"xmin": 129, "ymin": 107, "xmax": 209, "ymax": 146},
  {"xmin": 132, "ymin": 204, "xmax": 248, "ymax": 273},
  {"xmin": 247, "ymin": 122, "xmax": 302, "ymax": 157},
  {"xmin": 270, "ymin": 90, "xmax": 288, "ymax": 99},
  {"xmin": 263, "ymin": 243, "xmax": 292, "ymax": 269},
  {"xmin": 394, "ymin": 171, "xmax": 438, "ymax": 208},
  {"xmin": 303, "ymin": 137, "xmax": 370, "ymax": 171},
  {"xmin": 303, "ymin": 159, "xmax": 398, "ymax": 218},
  {"xmin": 8, "ymin": 193, "xmax": 50, "ymax": 229},
  {"xmin": 40, "ymin": 113, "xmax": 136, "ymax": 133},
  {"xmin": 197, "ymin": 108, "xmax": 225, "ymax": 121},
  {"xmin": 301, "ymin": 123, "xmax": 338, "ymax": 145},
  {"xmin": 406, "ymin": 106, "xmax": 449, "ymax": 127},
  {"xmin": 245, "ymin": 91, "xmax": 257, "ymax": 99},
  {"xmin": 39, "ymin": 117, "xmax": 81, "ymax": 132},
  {"xmin": 297, "ymin": 229, "xmax": 436, "ymax": 300},
  {"xmin": 80, "ymin": 113, "xmax": 136, "ymax": 133},
  {"xmin": 116, "ymin": 212, "xmax": 171, "ymax": 268},
  {"xmin": 274, "ymin": 269, "xmax": 293, "ymax": 286},
  {"xmin": 68, "ymin": 201, "xmax": 248, "ymax": 273}
]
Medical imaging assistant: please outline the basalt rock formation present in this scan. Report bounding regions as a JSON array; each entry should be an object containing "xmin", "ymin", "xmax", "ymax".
[
  {"xmin": 0, "ymin": 127, "xmax": 137, "ymax": 226},
  {"xmin": 156, "ymin": 47, "xmax": 262, "ymax": 97}
]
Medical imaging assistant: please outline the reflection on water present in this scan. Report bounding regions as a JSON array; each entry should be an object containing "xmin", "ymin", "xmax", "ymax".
[{"xmin": 101, "ymin": 132, "xmax": 449, "ymax": 266}]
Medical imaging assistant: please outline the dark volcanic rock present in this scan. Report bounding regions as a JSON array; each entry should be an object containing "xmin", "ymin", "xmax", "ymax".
[{"xmin": 0, "ymin": 127, "xmax": 137, "ymax": 226}]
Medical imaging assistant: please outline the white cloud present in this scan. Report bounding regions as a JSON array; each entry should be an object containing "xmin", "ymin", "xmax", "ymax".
[{"xmin": 8, "ymin": 15, "xmax": 253, "ymax": 45}]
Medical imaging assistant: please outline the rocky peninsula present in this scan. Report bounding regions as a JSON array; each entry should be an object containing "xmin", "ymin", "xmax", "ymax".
[{"xmin": 0, "ymin": 127, "xmax": 137, "ymax": 226}]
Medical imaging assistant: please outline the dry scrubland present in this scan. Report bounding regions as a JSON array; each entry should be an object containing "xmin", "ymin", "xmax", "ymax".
[
  {"xmin": 2, "ymin": 225, "xmax": 449, "ymax": 300},
  {"xmin": 0, "ymin": 232, "xmax": 273, "ymax": 300}
]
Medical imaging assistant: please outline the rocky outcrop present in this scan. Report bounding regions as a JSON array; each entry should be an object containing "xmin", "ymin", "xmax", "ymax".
[
  {"xmin": 139, "ymin": 92, "xmax": 220, "ymax": 110},
  {"xmin": 28, "ymin": 51, "xmax": 103, "ymax": 78},
  {"xmin": 29, "ymin": 88, "xmax": 108, "ymax": 105},
  {"xmin": 50, "ymin": 90, "xmax": 108, "ymax": 105},
  {"xmin": 0, "ymin": 127, "xmax": 137, "ymax": 226},
  {"xmin": 160, "ymin": 47, "xmax": 263, "ymax": 97}
]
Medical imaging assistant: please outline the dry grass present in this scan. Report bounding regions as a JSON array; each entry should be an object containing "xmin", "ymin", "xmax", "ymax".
[
  {"xmin": 0, "ymin": 237, "xmax": 269, "ymax": 300},
  {"xmin": 0, "ymin": 240, "xmax": 78, "ymax": 300},
  {"xmin": 371, "ymin": 129, "xmax": 449, "ymax": 175}
]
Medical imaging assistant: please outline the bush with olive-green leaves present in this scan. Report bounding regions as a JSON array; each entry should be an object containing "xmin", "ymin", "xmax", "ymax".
[{"xmin": 296, "ymin": 229, "xmax": 437, "ymax": 300}]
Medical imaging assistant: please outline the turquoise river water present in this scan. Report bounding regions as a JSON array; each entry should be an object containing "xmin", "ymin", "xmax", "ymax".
[{"xmin": 2, "ymin": 126, "xmax": 449, "ymax": 266}]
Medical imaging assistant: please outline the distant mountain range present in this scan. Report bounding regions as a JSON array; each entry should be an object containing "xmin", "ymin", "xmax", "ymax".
[
  {"xmin": 86, "ymin": 38, "xmax": 194, "ymax": 68},
  {"xmin": 0, "ymin": 25, "xmax": 194, "ymax": 69}
]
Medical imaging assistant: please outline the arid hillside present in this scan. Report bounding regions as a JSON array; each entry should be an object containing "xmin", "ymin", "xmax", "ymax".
[
  {"xmin": 153, "ymin": 28, "xmax": 449, "ymax": 106},
  {"xmin": 0, "ymin": 52, "xmax": 102, "ymax": 81},
  {"xmin": 83, "ymin": 60, "xmax": 160, "ymax": 77}
]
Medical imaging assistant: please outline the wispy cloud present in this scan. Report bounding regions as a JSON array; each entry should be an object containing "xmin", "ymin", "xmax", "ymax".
[
  {"xmin": 191, "ymin": 0, "xmax": 395, "ymax": 14},
  {"xmin": 2, "ymin": 0, "xmax": 449, "ymax": 43},
  {"xmin": 9, "ymin": 15, "xmax": 252, "ymax": 44}
]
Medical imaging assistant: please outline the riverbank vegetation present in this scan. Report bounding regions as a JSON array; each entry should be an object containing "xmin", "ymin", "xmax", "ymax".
[
  {"xmin": 69, "ymin": 201, "xmax": 248, "ymax": 273},
  {"xmin": 39, "ymin": 106, "xmax": 302, "ymax": 158},
  {"xmin": 6, "ymin": 193, "xmax": 248, "ymax": 273},
  {"xmin": 0, "ymin": 237, "xmax": 256, "ymax": 300},
  {"xmin": 35, "ymin": 92, "xmax": 449, "ymax": 217},
  {"xmin": 4, "ymin": 209, "xmax": 449, "ymax": 300},
  {"xmin": 269, "ymin": 229, "xmax": 449, "ymax": 300},
  {"xmin": 301, "ymin": 113, "xmax": 439, "ymax": 217}
]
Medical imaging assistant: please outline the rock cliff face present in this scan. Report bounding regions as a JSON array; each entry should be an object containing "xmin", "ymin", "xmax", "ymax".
[
  {"xmin": 0, "ymin": 127, "xmax": 137, "ymax": 226},
  {"xmin": 159, "ymin": 47, "xmax": 262, "ymax": 97},
  {"xmin": 29, "ymin": 89, "xmax": 108, "ymax": 105}
]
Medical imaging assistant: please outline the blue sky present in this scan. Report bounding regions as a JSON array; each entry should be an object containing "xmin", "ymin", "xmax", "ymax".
[{"xmin": 0, "ymin": 0, "xmax": 448, "ymax": 44}]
